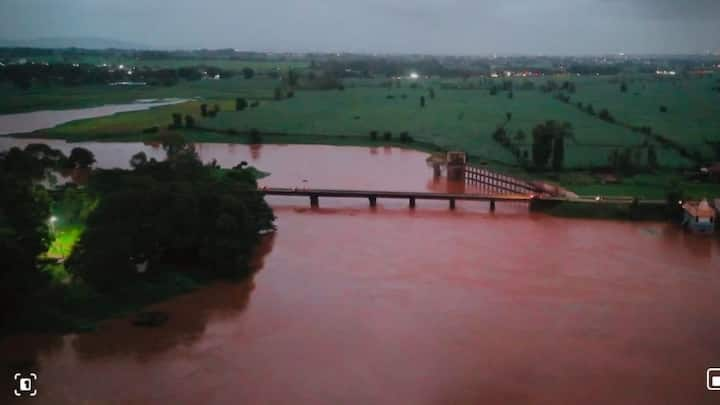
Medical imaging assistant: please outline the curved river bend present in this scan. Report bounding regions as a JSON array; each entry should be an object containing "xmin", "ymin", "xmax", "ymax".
[{"xmin": 1, "ymin": 141, "xmax": 719, "ymax": 404}]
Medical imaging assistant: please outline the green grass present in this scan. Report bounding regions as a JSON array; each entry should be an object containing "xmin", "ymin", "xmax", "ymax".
[
  {"xmin": 0, "ymin": 77, "xmax": 280, "ymax": 113},
  {"xmin": 47, "ymin": 225, "xmax": 83, "ymax": 259}
]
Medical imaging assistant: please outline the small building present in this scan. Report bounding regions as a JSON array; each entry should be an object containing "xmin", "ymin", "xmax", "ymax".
[
  {"xmin": 681, "ymin": 199, "xmax": 716, "ymax": 234},
  {"xmin": 446, "ymin": 152, "xmax": 467, "ymax": 181}
]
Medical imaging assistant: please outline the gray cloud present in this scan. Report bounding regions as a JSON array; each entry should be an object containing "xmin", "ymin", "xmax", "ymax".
[{"xmin": 0, "ymin": 0, "xmax": 718, "ymax": 54}]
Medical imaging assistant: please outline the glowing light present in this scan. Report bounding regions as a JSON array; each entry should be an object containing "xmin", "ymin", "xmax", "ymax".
[
  {"xmin": 409, "ymin": 72, "xmax": 420, "ymax": 80},
  {"xmin": 595, "ymin": 196, "xmax": 601, "ymax": 201},
  {"xmin": 49, "ymin": 216, "xmax": 57, "ymax": 223},
  {"xmin": 118, "ymin": 64, "xmax": 125, "ymax": 70}
]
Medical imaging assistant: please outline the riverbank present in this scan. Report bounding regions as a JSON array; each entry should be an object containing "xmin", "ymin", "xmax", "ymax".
[{"xmin": 16, "ymin": 126, "xmax": 720, "ymax": 201}]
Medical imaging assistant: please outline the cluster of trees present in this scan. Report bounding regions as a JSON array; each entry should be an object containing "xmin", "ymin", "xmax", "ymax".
[
  {"xmin": 0, "ymin": 144, "xmax": 96, "ymax": 327},
  {"xmin": 0, "ymin": 62, "xmax": 235, "ymax": 89},
  {"xmin": 608, "ymin": 145, "xmax": 658, "ymax": 175},
  {"xmin": 369, "ymin": 130, "xmax": 414, "ymax": 143},
  {"xmin": 1, "ymin": 149, "xmax": 53, "ymax": 326},
  {"xmin": 531, "ymin": 121, "xmax": 573, "ymax": 171},
  {"xmin": 68, "ymin": 140, "xmax": 274, "ymax": 290},
  {"xmin": 1, "ymin": 139, "xmax": 275, "ymax": 331}
]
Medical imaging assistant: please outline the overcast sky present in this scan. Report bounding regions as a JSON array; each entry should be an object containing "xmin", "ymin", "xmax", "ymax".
[{"xmin": 1, "ymin": 0, "xmax": 718, "ymax": 55}]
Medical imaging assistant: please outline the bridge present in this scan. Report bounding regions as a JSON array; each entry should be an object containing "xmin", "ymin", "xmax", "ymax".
[{"xmin": 262, "ymin": 187, "xmax": 535, "ymax": 211}]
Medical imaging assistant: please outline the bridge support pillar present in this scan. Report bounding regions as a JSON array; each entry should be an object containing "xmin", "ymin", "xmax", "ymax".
[
  {"xmin": 409, "ymin": 197, "xmax": 416, "ymax": 209},
  {"xmin": 449, "ymin": 198, "xmax": 456, "ymax": 210},
  {"xmin": 490, "ymin": 200, "xmax": 496, "ymax": 212},
  {"xmin": 310, "ymin": 195, "xmax": 319, "ymax": 208},
  {"xmin": 369, "ymin": 196, "xmax": 377, "ymax": 207}
]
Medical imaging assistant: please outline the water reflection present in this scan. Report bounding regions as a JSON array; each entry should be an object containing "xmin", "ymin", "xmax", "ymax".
[{"xmin": 71, "ymin": 233, "xmax": 275, "ymax": 362}]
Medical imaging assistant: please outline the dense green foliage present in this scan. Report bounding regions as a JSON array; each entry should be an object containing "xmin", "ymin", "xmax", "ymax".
[
  {"xmin": 0, "ymin": 141, "xmax": 274, "ymax": 334},
  {"xmin": 68, "ymin": 143, "xmax": 275, "ymax": 291}
]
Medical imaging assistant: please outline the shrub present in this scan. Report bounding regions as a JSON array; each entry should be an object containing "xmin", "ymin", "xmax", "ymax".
[
  {"xmin": 370, "ymin": 131, "xmax": 378, "ymax": 140},
  {"xmin": 383, "ymin": 131, "xmax": 392, "ymax": 141},
  {"xmin": 659, "ymin": 105, "xmax": 668, "ymax": 113}
]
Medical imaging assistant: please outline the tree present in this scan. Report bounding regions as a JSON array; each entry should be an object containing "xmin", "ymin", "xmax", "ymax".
[
  {"xmin": 67, "ymin": 152, "xmax": 275, "ymax": 290},
  {"xmin": 531, "ymin": 121, "xmax": 572, "ymax": 171},
  {"xmin": 242, "ymin": 67, "xmax": 255, "ymax": 79},
  {"xmin": 420, "ymin": 96, "xmax": 426, "ymax": 108},
  {"xmin": 200, "ymin": 104, "xmax": 208, "ymax": 117},
  {"xmin": 429, "ymin": 88, "xmax": 435, "ymax": 99},
  {"xmin": 506, "ymin": 112, "xmax": 512, "ymax": 121},
  {"xmin": 514, "ymin": 130, "xmax": 526, "ymax": 142},
  {"xmin": 647, "ymin": 144, "xmax": 658, "ymax": 169},
  {"xmin": 287, "ymin": 69, "xmax": 299, "ymax": 87},
  {"xmin": 184, "ymin": 115, "xmax": 195, "ymax": 128},
  {"xmin": 659, "ymin": 105, "xmax": 668, "ymax": 113},
  {"xmin": 383, "ymin": 131, "xmax": 392, "ymax": 141},
  {"xmin": 130, "ymin": 152, "xmax": 148, "ymax": 169},
  {"xmin": 171, "ymin": 113, "xmax": 183, "ymax": 128},
  {"xmin": 68, "ymin": 147, "xmax": 96, "ymax": 169},
  {"xmin": 0, "ymin": 158, "xmax": 52, "ymax": 325},
  {"xmin": 370, "ymin": 130, "xmax": 378, "ymax": 140},
  {"xmin": 620, "ymin": 82, "xmax": 628, "ymax": 93},
  {"xmin": 598, "ymin": 109, "xmax": 614, "ymax": 122},
  {"xmin": 552, "ymin": 135, "xmax": 565, "ymax": 171},
  {"xmin": 236, "ymin": 97, "xmax": 248, "ymax": 111}
]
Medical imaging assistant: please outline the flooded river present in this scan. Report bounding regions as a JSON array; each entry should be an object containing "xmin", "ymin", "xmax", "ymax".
[
  {"xmin": 0, "ymin": 99, "xmax": 186, "ymax": 135},
  {"xmin": 2, "ymin": 141, "xmax": 720, "ymax": 404}
]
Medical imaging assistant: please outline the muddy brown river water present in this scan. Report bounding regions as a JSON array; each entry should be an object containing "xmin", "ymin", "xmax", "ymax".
[{"xmin": 1, "ymin": 141, "xmax": 720, "ymax": 404}]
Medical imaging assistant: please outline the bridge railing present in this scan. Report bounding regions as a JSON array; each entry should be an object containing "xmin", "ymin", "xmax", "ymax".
[{"xmin": 464, "ymin": 165, "xmax": 541, "ymax": 195}]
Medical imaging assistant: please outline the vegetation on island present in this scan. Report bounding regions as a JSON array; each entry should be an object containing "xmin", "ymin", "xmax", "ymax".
[{"xmin": 0, "ymin": 137, "xmax": 274, "ymax": 334}]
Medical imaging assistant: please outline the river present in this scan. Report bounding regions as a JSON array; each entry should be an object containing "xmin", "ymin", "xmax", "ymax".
[
  {"xmin": 1, "ymin": 141, "xmax": 720, "ymax": 404},
  {"xmin": 0, "ymin": 99, "xmax": 187, "ymax": 135}
]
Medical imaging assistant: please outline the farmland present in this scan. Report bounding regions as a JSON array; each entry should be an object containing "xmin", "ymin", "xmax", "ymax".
[
  {"xmin": 0, "ymin": 77, "xmax": 278, "ymax": 113},
  {"xmin": 8, "ymin": 70, "xmax": 720, "ymax": 198}
]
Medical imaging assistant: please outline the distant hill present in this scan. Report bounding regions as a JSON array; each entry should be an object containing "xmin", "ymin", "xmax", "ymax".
[{"xmin": 0, "ymin": 37, "xmax": 149, "ymax": 50}]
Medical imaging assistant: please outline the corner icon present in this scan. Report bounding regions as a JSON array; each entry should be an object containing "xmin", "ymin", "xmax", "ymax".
[
  {"xmin": 13, "ymin": 372, "xmax": 38, "ymax": 397},
  {"xmin": 707, "ymin": 368, "xmax": 720, "ymax": 391}
]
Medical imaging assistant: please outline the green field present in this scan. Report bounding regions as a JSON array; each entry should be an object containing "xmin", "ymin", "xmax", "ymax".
[
  {"xmin": 9, "ymin": 73, "xmax": 720, "ymax": 199},
  {"xmin": 0, "ymin": 77, "xmax": 280, "ymax": 113},
  {"xmin": 571, "ymin": 75, "xmax": 719, "ymax": 146},
  {"xmin": 15, "ymin": 55, "xmax": 309, "ymax": 73}
]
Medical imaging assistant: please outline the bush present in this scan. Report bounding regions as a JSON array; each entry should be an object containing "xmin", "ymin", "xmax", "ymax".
[
  {"xmin": 598, "ymin": 109, "xmax": 614, "ymax": 123},
  {"xmin": 249, "ymin": 128, "xmax": 262, "ymax": 143},
  {"xmin": 142, "ymin": 126, "xmax": 159, "ymax": 134},
  {"xmin": 399, "ymin": 131, "xmax": 413, "ymax": 143},
  {"xmin": 383, "ymin": 131, "xmax": 392, "ymax": 141},
  {"xmin": 659, "ymin": 105, "xmax": 668, "ymax": 113},
  {"xmin": 370, "ymin": 131, "xmax": 378, "ymax": 140}
]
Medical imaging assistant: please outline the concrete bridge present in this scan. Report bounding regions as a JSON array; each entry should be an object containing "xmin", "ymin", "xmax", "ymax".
[{"xmin": 262, "ymin": 187, "xmax": 535, "ymax": 211}]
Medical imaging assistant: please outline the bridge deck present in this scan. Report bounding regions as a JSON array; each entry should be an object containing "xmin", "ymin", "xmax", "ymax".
[{"xmin": 262, "ymin": 187, "xmax": 532, "ymax": 202}]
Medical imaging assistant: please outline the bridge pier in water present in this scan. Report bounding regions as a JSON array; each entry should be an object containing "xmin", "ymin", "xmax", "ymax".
[
  {"xmin": 409, "ymin": 197, "xmax": 416, "ymax": 208},
  {"xmin": 490, "ymin": 200, "xmax": 496, "ymax": 212},
  {"xmin": 310, "ymin": 195, "xmax": 319, "ymax": 208},
  {"xmin": 369, "ymin": 196, "xmax": 377, "ymax": 207}
]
